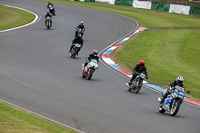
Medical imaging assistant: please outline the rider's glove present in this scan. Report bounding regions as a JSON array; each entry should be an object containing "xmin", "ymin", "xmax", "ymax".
[{"xmin": 169, "ymin": 86, "xmax": 173, "ymax": 91}]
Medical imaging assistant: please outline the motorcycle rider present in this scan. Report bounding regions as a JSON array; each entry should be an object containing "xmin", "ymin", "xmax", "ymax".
[
  {"xmin": 47, "ymin": 2, "xmax": 54, "ymax": 8},
  {"xmin": 47, "ymin": 2, "xmax": 55, "ymax": 15},
  {"xmin": 128, "ymin": 60, "xmax": 148, "ymax": 86},
  {"xmin": 45, "ymin": 12, "xmax": 52, "ymax": 26},
  {"xmin": 69, "ymin": 34, "xmax": 83, "ymax": 55},
  {"xmin": 84, "ymin": 50, "xmax": 99, "ymax": 68},
  {"xmin": 160, "ymin": 76, "xmax": 185, "ymax": 104},
  {"xmin": 75, "ymin": 21, "xmax": 85, "ymax": 37}
]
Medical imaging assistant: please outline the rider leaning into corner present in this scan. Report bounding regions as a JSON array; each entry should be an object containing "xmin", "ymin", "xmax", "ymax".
[
  {"xmin": 160, "ymin": 76, "xmax": 185, "ymax": 103},
  {"xmin": 69, "ymin": 34, "xmax": 84, "ymax": 55},
  {"xmin": 128, "ymin": 60, "xmax": 148, "ymax": 86},
  {"xmin": 84, "ymin": 50, "xmax": 99, "ymax": 67},
  {"xmin": 44, "ymin": 12, "xmax": 52, "ymax": 26},
  {"xmin": 75, "ymin": 21, "xmax": 85, "ymax": 37}
]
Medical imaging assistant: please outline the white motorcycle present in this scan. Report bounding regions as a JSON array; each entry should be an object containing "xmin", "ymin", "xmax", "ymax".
[
  {"xmin": 158, "ymin": 85, "xmax": 190, "ymax": 116},
  {"xmin": 82, "ymin": 59, "xmax": 98, "ymax": 80}
]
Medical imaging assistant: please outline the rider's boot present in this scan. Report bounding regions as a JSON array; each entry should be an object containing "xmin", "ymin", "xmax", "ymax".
[{"xmin": 160, "ymin": 93, "xmax": 167, "ymax": 104}]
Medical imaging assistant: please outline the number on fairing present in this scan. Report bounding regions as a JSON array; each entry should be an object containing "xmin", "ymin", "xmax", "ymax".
[
  {"xmin": 140, "ymin": 73, "xmax": 145, "ymax": 78},
  {"xmin": 75, "ymin": 44, "xmax": 80, "ymax": 47}
]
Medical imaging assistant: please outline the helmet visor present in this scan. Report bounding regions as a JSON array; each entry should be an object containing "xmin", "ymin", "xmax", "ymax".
[
  {"xmin": 178, "ymin": 80, "xmax": 183, "ymax": 85},
  {"xmin": 139, "ymin": 64, "xmax": 144, "ymax": 67}
]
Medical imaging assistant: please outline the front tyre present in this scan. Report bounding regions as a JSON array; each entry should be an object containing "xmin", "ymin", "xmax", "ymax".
[
  {"xmin": 87, "ymin": 70, "xmax": 94, "ymax": 80},
  {"xmin": 170, "ymin": 100, "xmax": 180, "ymax": 116},
  {"xmin": 132, "ymin": 81, "xmax": 141, "ymax": 94},
  {"xmin": 71, "ymin": 49, "xmax": 76, "ymax": 58},
  {"xmin": 135, "ymin": 84, "xmax": 142, "ymax": 94}
]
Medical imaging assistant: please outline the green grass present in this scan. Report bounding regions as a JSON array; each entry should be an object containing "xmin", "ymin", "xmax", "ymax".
[
  {"xmin": 0, "ymin": 4, "xmax": 35, "ymax": 31},
  {"xmin": 0, "ymin": 102, "xmax": 76, "ymax": 133},
  {"xmin": 116, "ymin": 30, "xmax": 200, "ymax": 99},
  {"xmin": 38, "ymin": 0, "xmax": 200, "ymax": 27}
]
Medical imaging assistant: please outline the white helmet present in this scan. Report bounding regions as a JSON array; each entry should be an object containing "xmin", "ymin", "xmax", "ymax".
[
  {"xmin": 176, "ymin": 76, "xmax": 184, "ymax": 85},
  {"xmin": 80, "ymin": 21, "xmax": 84, "ymax": 24}
]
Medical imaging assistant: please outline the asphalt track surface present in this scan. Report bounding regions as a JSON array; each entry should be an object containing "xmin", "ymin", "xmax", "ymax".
[{"xmin": 0, "ymin": 0, "xmax": 200, "ymax": 133}]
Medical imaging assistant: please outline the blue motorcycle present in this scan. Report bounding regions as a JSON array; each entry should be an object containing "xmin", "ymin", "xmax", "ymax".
[{"xmin": 158, "ymin": 85, "xmax": 189, "ymax": 116}]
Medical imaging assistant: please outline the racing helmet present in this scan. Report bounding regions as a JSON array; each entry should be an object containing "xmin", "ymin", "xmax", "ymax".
[
  {"xmin": 80, "ymin": 21, "xmax": 84, "ymax": 25},
  {"xmin": 139, "ymin": 60, "xmax": 145, "ymax": 68},
  {"xmin": 78, "ymin": 29, "xmax": 82, "ymax": 32},
  {"xmin": 93, "ymin": 50, "xmax": 98, "ymax": 56},
  {"xmin": 176, "ymin": 76, "xmax": 184, "ymax": 85}
]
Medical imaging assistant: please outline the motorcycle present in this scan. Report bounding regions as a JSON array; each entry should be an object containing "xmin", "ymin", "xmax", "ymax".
[
  {"xmin": 48, "ymin": 5, "xmax": 55, "ymax": 16},
  {"xmin": 158, "ymin": 85, "xmax": 190, "ymax": 116},
  {"xmin": 70, "ymin": 43, "xmax": 81, "ymax": 58},
  {"xmin": 82, "ymin": 59, "xmax": 98, "ymax": 80},
  {"xmin": 126, "ymin": 73, "xmax": 145, "ymax": 93},
  {"xmin": 45, "ymin": 16, "xmax": 52, "ymax": 30}
]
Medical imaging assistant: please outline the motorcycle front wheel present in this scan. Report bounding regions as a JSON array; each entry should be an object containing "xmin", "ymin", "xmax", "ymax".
[
  {"xmin": 170, "ymin": 100, "xmax": 180, "ymax": 116},
  {"xmin": 87, "ymin": 70, "xmax": 94, "ymax": 80},
  {"xmin": 132, "ymin": 81, "xmax": 141, "ymax": 94},
  {"xmin": 71, "ymin": 49, "xmax": 76, "ymax": 58}
]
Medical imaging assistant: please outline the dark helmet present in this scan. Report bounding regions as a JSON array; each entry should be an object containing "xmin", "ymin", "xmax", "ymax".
[
  {"xmin": 47, "ymin": 12, "xmax": 50, "ymax": 14},
  {"xmin": 176, "ymin": 76, "xmax": 184, "ymax": 85},
  {"xmin": 139, "ymin": 60, "xmax": 145, "ymax": 68},
  {"xmin": 93, "ymin": 50, "xmax": 98, "ymax": 56}
]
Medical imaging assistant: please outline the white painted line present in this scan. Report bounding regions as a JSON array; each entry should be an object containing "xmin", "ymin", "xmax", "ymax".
[
  {"xmin": 102, "ymin": 58, "xmax": 116, "ymax": 64},
  {"xmin": 134, "ymin": 30, "xmax": 139, "ymax": 33},
  {"xmin": 108, "ymin": 46, "xmax": 117, "ymax": 50},
  {"xmin": 122, "ymin": 37, "xmax": 130, "ymax": 41},
  {"xmin": 127, "ymin": 75, "xmax": 132, "ymax": 78},
  {"xmin": 0, "ymin": 4, "xmax": 40, "ymax": 33}
]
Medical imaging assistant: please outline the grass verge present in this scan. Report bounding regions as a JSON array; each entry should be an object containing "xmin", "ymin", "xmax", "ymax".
[
  {"xmin": 0, "ymin": 4, "xmax": 35, "ymax": 31},
  {"xmin": 37, "ymin": 0, "xmax": 200, "ymax": 99},
  {"xmin": 116, "ymin": 30, "xmax": 200, "ymax": 99},
  {"xmin": 0, "ymin": 102, "xmax": 76, "ymax": 133}
]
